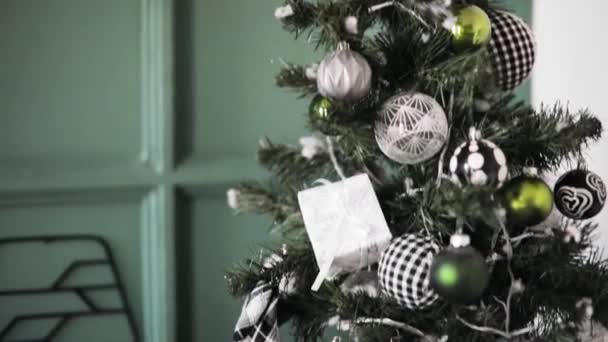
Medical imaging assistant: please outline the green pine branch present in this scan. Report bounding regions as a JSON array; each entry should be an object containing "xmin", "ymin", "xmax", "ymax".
[
  {"xmin": 275, "ymin": 63, "xmax": 317, "ymax": 96},
  {"xmin": 474, "ymin": 102, "xmax": 603, "ymax": 172}
]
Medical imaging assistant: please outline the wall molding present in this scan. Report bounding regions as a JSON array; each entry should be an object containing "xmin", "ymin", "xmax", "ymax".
[
  {"xmin": 141, "ymin": 0, "xmax": 175, "ymax": 174},
  {"xmin": 141, "ymin": 186, "xmax": 176, "ymax": 342},
  {"xmin": 0, "ymin": 186, "xmax": 150, "ymax": 208},
  {"xmin": 140, "ymin": 0, "xmax": 176, "ymax": 341}
]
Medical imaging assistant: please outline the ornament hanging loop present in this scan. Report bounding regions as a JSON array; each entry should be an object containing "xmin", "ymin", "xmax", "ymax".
[
  {"xmin": 523, "ymin": 167, "xmax": 539, "ymax": 177},
  {"xmin": 337, "ymin": 41, "xmax": 350, "ymax": 51},
  {"xmin": 577, "ymin": 158, "xmax": 588, "ymax": 171},
  {"xmin": 450, "ymin": 233, "xmax": 471, "ymax": 248},
  {"xmin": 468, "ymin": 127, "xmax": 481, "ymax": 141}
]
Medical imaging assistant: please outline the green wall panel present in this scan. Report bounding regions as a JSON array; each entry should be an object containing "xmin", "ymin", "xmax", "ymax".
[
  {"xmin": 177, "ymin": 0, "xmax": 318, "ymax": 162},
  {"xmin": 180, "ymin": 195, "xmax": 271, "ymax": 341},
  {"xmin": 0, "ymin": 200, "xmax": 142, "ymax": 341},
  {"xmin": 0, "ymin": 0, "xmax": 141, "ymax": 164}
]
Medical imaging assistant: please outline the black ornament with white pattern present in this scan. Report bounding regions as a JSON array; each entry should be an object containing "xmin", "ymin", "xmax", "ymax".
[
  {"xmin": 449, "ymin": 128, "xmax": 508, "ymax": 187},
  {"xmin": 378, "ymin": 234, "xmax": 441, "ymax": 310},
  {"xmin": 554, "ymin": 169, "xmax": 606, "ymax": 220},
  {"xmin": 488, "ymin": 10, "xmax": 537, "ymax": 91}
]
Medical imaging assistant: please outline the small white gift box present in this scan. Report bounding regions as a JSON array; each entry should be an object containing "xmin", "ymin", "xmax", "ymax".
[{"xmin": 297, "ymin": 174, "xmax": 392, "ymax": 291}]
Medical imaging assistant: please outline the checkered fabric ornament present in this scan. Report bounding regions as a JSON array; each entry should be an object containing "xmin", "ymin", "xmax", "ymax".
[
  {"xmin": 488, "ymin": 10, "xmax": 537, "ymax": 91},
  {"xmin": 234, "ymin": 281, "xmax": 281, "ymax": 342},
  {"xmin": 378, "ymin": 234, "xmax": 441, "ymax": 310}
]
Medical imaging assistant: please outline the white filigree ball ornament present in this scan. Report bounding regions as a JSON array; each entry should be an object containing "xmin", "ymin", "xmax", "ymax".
[
  {"xmin": 374, "ymin": 92, "xmax": 448, "ymax": 165},
  {"xmin": 317, "ymin": 42, "xmax": 372, "ymax": 102},
  {"xmin": 449, "ymin": 127, "xmax": 508, "ymax": 187}
]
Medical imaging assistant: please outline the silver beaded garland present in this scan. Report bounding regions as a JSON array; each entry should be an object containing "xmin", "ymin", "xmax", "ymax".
[{"xmin": 374, "ymin": 92, "xmax": 449, "ymax": 165}]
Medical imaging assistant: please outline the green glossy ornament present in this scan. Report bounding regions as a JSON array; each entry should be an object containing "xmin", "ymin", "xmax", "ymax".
[
  {"xmin": 430, "ymin": 246, "xmax": 489, "ymax": 304},
  {"xmin": 309, "ymin": 95, "xmax": 338, "ymax": 135},
  {"xmin": 499, "ymin": 176, "xmax": 554, "ymax": 227},
  {"xmin": 451, "ymin": 5, "xmax": 492, "ymax": 50}
]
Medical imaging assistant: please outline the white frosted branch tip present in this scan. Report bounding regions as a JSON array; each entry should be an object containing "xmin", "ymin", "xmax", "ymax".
[
  {"xmin": 421, "ymin": 32, "xmax": 431, "ymax": 43},
  {"xmin": 227, "ymin": 188, "xmax": 241, "ymax": 209},
  {"xmin": 263, "ymin": 253, "xmax": 284, "ymax": 269},
  {"xmin": 344, "ymin": 16, "xmax": 359, "ymax": 34},
  {"xmin": 564, "ymin": 225, "xmax": 582, "ymax": 243},
  {"xmin": 305, "ymin": 63, "xmax": 319, "ymax": 80},
  {"xmin": 258, "ymin": 138, "xmax": 271, "ymax": 149},
  {"xmin": 555, "ymin": 120, "xmax": 569, "ymax": 132},
  {"xmin": 474, "ymin": 99, "xmax": 491, "ymax": 112},
  {"xmin": 274, "ymin": 4, "xmax": 294, "ymax": 19},
  {"xmin": 300, "ymin": 135, "xmax": 325, "ymax": 160},
  {"xmin": 511, "ymin": 279, "xmax": 525, "ymax": 294},
  {"xmin": 450, "ymin": 233, "xmax": 471, "ymax": 248},
  {"xmin": 442, "ymin": 15, "xmax": 457, "ymax": 30}
]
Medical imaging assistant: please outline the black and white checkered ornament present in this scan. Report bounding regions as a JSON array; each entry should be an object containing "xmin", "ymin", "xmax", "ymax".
[
  {"xmin": 449, "ymin": 128, "xmax": 508, "ymax": 187},
  {"xmin": 234, "ymin": 281, "xmax": 281, "ymax": 342},
  {"xmin": 488, "ymin": 10, "xmax": 537, "ymax": 91},
  {"xmin": 378, "ymin": 234, "xmax": 441, "ymax": 309}
]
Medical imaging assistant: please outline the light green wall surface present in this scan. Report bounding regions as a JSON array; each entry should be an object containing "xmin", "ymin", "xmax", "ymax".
[
  {"xmin": 179, "ymin": 0, "xmax": 317, "ymax": 162},
  {"xmin": 0, "ymin": 0, "xmax": 141, "ymax": 165},
  {"xmin": 0, "ymin": 1, "xmax": 530, "ymax": 342}
]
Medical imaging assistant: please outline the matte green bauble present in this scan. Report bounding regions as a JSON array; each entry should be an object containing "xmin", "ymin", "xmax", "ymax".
[
  {"xmin": 499, "ymin": 176, "xmax": 553, "ymax": 227},
  {"xmin": 451, "ymin": 5, "xmax": 492, "ymax": 50},
  {"xmin": 430, "ymin": 246, "xmax": 489, "ymax": 304},
  {"xmin": 309, "ymin": 95, "xmax": 338, "ymax": 135}
]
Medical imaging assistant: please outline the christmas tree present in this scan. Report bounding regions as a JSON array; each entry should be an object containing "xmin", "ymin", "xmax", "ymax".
[{"xmin": 225, "ymin": 1, "xmax": 608, "ymax": 341}]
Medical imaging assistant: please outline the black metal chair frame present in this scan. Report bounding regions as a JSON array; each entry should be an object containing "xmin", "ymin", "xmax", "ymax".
[{"xmin": 0, "ymin": 235, "xmax": 140, "ymax": 342}]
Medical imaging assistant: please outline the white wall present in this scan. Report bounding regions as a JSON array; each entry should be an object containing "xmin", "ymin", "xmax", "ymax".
[{"xmin": 533, "ymin": 1, "xmax": 608, "ymax": 246}]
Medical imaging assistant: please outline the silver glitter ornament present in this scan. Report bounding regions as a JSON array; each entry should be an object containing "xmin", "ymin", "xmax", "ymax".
[
  {"xmin": 317, "ymin": 42, "xmax": 372, "ymax": 102},
  {"xmin": 375, "ymin": 92, "xmax": 448, "ymax": 165}
]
